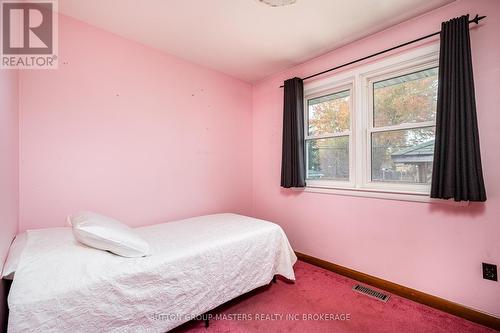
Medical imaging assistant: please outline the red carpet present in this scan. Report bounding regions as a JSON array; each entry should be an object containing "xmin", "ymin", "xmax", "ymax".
[{"xmin": 173, "ymin": 261, "xmax": 495, "ymax": 333}]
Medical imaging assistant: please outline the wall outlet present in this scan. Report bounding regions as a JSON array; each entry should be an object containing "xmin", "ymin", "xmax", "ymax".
[{"xmin": 482, "ymin": 263, "xmax": 498, "ymax": 281}]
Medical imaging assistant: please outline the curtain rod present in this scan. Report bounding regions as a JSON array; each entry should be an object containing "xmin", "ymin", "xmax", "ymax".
[{"xmin": 279, "ymin": 14, "xmax": 486, "ymax": 88}]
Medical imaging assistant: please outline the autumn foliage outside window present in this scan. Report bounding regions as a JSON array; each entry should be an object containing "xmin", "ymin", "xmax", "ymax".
[{"xmin": 306, "ymin": 90, "xmax": 351, "ymax": 181}]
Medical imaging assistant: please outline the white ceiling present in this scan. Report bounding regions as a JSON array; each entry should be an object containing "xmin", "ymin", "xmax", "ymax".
[{"xmin": 58, "ymin": 0, "xmax": 455, "ymax": 82}]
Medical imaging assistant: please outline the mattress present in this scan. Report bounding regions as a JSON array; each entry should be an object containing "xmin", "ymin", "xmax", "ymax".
[{"xmin": 7, "ymin": 213, "xmax": 297, "ymax": 332}]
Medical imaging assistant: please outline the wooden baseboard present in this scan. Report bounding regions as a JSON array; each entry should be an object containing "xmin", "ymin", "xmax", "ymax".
[{"xmin": 295, "ymin": 251, "xmax": 500, "ymax": 331}]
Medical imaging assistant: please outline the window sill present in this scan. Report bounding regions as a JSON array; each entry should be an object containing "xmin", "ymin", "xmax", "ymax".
[{"xmin": 296, "ymin": 185, "xmax": 469, "ymax": 206}]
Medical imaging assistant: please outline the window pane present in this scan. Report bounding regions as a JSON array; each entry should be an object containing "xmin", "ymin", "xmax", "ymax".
[
  {"xmin": 307, "ymin": 136, "xmax": 349, "ymax": 181},
  {"xmin": 308, "ymin": 90, "xmax": 350, "ymax": 136},
  {"xmin": 373, "ymin": 67, "xmax": 438, "ymax": 127},
  {"xmin": 371, "ymin": 127, "xmax": 435, "ymax": 184}
]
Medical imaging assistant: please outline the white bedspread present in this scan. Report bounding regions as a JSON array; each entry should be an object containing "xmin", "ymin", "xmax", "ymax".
[{"xmin": 8, "ymin": 213, "xmax": 297, "ymax": 332}]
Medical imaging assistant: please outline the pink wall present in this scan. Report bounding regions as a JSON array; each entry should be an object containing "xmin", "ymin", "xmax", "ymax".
[
  {"xmin": 19, "ymin": 14, "xmax": 253, "ymax": 230},
  {"xmin": 0, "ymin": 70, "xmax": 19, "ymax": 268},
  {"xmin": 252, "ymin": 0, "xmax": 500, "ymax": 317}
]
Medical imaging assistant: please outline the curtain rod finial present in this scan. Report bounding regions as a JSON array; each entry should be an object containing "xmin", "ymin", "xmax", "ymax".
[{"xmin": 470, "ymin": 14, "xmax": 486, "ymax": 25}]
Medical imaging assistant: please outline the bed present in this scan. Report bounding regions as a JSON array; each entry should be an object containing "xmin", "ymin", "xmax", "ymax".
[{"xmin": 6, "ymin": 213, "xmax": 297, "ymax": 332}]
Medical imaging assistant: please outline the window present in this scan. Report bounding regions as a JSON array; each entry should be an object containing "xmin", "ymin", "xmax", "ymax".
[
  {"xmin": 306, "ymin": 88, "xmax": 351, "ymax": 182},
  {"xmin": 304, "ymin": 44, "xmax": 439, "ymax": 198},
  {"xmin": 370, "ymin": 67, "xmax": 438, "ymax": 185}
]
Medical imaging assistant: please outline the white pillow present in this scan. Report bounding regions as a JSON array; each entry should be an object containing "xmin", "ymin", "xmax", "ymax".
[
  {"xmin": 68, "ymin": 211, "xmax": 149, "ymax": 258},
  {"xmin": 2, "ymin": 232, "xmax": 27, "ymax": 280}
]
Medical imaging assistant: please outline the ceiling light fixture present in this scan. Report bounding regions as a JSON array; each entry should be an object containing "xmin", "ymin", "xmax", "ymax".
[{"xmin": 257, "ymin": 0, "xmax": 297, "ymax": 7}]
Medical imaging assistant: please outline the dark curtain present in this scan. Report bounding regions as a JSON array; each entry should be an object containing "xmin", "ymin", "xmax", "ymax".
[
  {"xmin": 431, "ymin": 15, "xmax": 486, "ymax": 201},
  {"xmin": 281, "ymin": 77, "xmax": 306, "ymax": 188}
]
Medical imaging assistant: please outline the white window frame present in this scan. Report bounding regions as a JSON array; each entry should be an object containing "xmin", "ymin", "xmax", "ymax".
[
  {"xmin": 302, "ymin": 43, "xmax": 447, "ymax": 203},
  {"xmin": 305, "ymin": 82, "xmax": 355, "ymax": 189}
]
